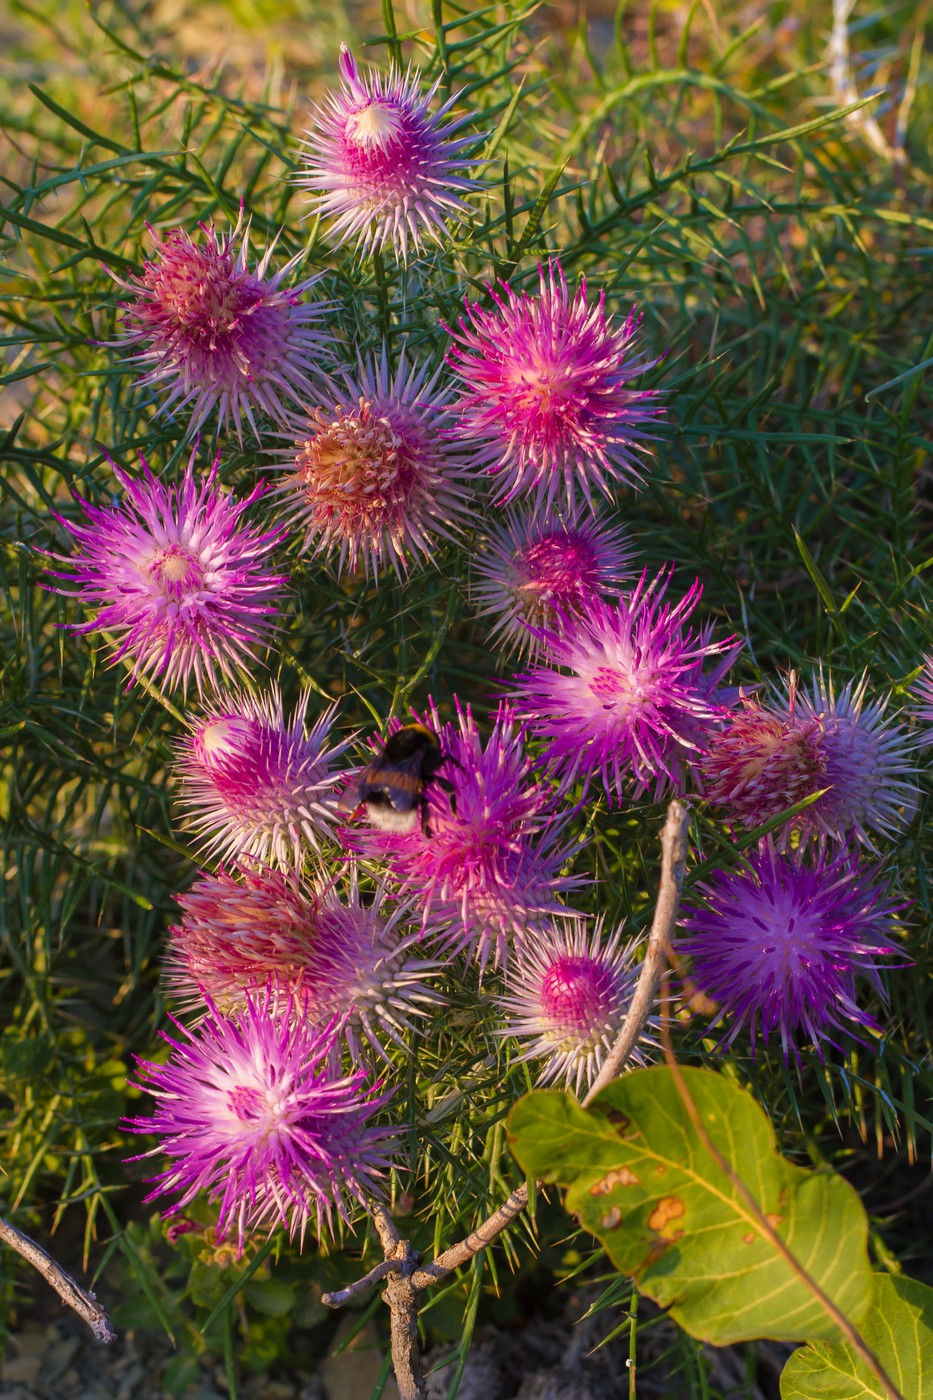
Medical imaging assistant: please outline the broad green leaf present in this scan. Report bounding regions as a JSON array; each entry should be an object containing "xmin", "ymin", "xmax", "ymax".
[
  {"xmin": 508, "ymin": 1067, "xmax": 873, "ymax": 1346},
  {"xmin": 781, "ymin": 1275, "xmax": 933, "ymax": 1399}
]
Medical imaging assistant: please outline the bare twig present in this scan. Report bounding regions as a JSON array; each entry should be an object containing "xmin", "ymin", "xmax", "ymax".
[
  {"xmin": 411, "ymin": 1183, "xmax": 530, "ymax": 1289},
  {"xmin": 320, "ymin": 1256, "xmax": 402, "ymax": 1308},
  {"xmin": 657, "ymin": 977, "xmax": 905, "ymax": 1400},
  {"xmin": 0, "ymin": 1217, "xmax": 116, "ymax": 1344}
]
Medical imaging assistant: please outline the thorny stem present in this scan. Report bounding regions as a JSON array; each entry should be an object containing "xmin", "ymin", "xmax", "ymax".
[
  {"xmin": 0, "ymin": 1217, "xmax": 116, "ymax": 1344},
  {"xmin": 657, "ymin": 976, "xmax": 905, "ymax": 1400},
  {"xmin": 323, "ymin": 802, "xmax": 691, "ymax": 1398}
]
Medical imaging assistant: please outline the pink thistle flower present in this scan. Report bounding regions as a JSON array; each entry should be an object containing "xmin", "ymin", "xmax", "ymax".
[
  {"xmin": 50, "ymin": 452, "xmax": 286, "ymax": 695},
  {"xmin": 679, "ymin": 843, "xmax": 903, "ymax": 1061},
  {"xmin": 498, "ymin": 919, "xmax": 650, "ymax": 1094},
  {"xmin": 110, "ymin": 215, "xmax": 330, "ymax": 442},
  {"xmin": 472, "ymin": 504, "xmax": 635, "ymax": 659},
  {"xmin": 511, "ymin": 569, "xmax": 743, "ymax": 803},
  {"xmin": 911, "ymin": 655, "xmax": 933, "ymax": 746},
  {"xmin": 126, "ymin": 992, "xmax": 397, "ymax": 1251},
  {"xmin": 347, "ymin": 702, "xmax": 583, "ymax": 971},
  {"xmin": 297, "ymin": 44, "xmax": 484, "ymax": 259},
  {"xmin": 276, "ymin": 350, "xmax": 474, "ymax": 578},
  {"xmin": 174, "ymin": 687, "xmax": 349, "ymax": 867},
  {"xmin": 166, "ymin": 865, "xmax": 449, "ymax": 1062},
  {"xmin": 446, "ymin": 261, "xmax": 665, "ymax": 511}
]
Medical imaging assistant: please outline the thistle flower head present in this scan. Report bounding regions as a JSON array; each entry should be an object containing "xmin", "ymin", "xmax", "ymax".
[
  {"xmin": 110, "ymin": 215, "xmax": 329, "ymax": 441},
  {"xmin": 127, "ymin": 992, "xmax": 397, "ymax": 1251},
  {"xmin": 679, "ymin": 843, "xmax": 903, "ymax": 1060},
  {"xmin": 50, "ymin": 452, "xmax": 286, "ymax": 694},
  {"xmin": 472, "ymin": 505, "xmax": 635, "ymax": 658},
  {"xmin": 277, "ymin": 351, "xmax": 473, "ymax": 578},
  {"xmin": 512, "ymin": 569, "xmax": 743, "ymax": 803},
  {"xmin": 446, "ymin": 261, "xmax": 665, "ymax": 511},
  {"xmin": 348, "ymin": 701, "xmax": 582, "ymax": 970},
  {"xmin": 297, "ymin": 43, "xmax": 484, "ymax": 259},
  {"xmin": 498, "ymin": 918, "xmax": 649, "ymax": 1094},
  {"xmin": 174, "ymin": 687, "xmax": 349, "ymax": 866},
  {"xmin": 911, "ymin": 655, "xmax": 933, "ymax": 746}
]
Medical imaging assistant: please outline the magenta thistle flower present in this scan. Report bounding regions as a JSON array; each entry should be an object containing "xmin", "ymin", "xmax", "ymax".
[
  {"xmin": 472, "ymin": 504, "xmax": 636, "ymax": 659},
  {"xmin": 446, "ymin": 261, "xmax": 665, "ymax": 511},
  {"xmin": 50, "ymin": 452, "xmax": 286, "ymax": 694},
  {"xmin": 174, "ymin": 687, "xmax": 350, "ymax": 867},
  {"xmin": 276, "ymin": 350, "xmax": 474, "ymax": 578},
  {"xmin": 679, "ymin": 844, "xmax": 903, "ymax": 1060},
  {"xmin": 109, "ymin": 215, "xmax": 330, "ymax": 441},
  {"xmin": 347, "ymin": 702, "xmax": 582, "ymax": 970},
  {"xmin": 127, "ymin": 992, "xmax": 397, "ymax": 1250},
  {"xmin": 911, "ymin": 656, "xmax": 933, "ymax": 746},
  {"xmin": 167, "ymin": 865, "xmax": 448, "ymax": 1062},
  {"xmin": 297, "ymin": 44, "xmax": 484, "ymax": 259},
  {"xmin": 512, "ymin": 569, "xmax": 743, "ymax": 803},
  {"xmin": 498, "ymin": 919, "xmax": 649, "ymax": 1094}
]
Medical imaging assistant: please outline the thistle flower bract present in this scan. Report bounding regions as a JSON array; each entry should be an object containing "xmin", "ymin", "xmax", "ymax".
[
  {"xmin": 512, "ymin": 569, "xmax": 743, "ymax": 803},
  {"xmin": 297, "ymin": 44, "xmax": 483, "ymax": 258},
  {"xmin": 51, "ymin": 453, "xmax": 286, "ymax": 695},
  {"xmin": 472, "ymin": 505, "xmax": 635, "ymax": 659},
  {"xmin": 911, "ymin": 656, "xmax": 933, "ymax": 746},
  {"xmin": 446, "ymin": 261, "xmax": 665, "ymax": 511},
  {"xmin": 127, "ymin": 993, "xmax": 397, "ymax": 1250},
  {"xmin": 679, "ymin": 844, "xmax": 902, "ymax": 1060},
  {"xmin": 174, "ymin": 687, "xmax": 348, "ymax": 867},
  {"xmin": 167, "ymin": 865, "xmax": 449, "ymax": 1062},
  {"xmin": 277, "ymin": 351, "xmax": 473, "ymax": 578},
  {"xmin": 348, "ymin": 702, "xmax": 582, "ymax": 970},
  {"xmin": 110, "ymin": 216, "xmax": 329, "ymax": 441},
  {"xmin": 498, "ymin": 919, "xmax": 648, "ymax": 1094}
]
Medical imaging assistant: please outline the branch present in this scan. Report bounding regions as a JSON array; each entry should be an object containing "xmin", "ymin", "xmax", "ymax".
[
  {"xmin": 0, "ymin": 1217, "xmax": 116, "ymax": 1344},
  {"xmin": 321, "ymin": 1256, "xmax": 402, "ymax": 1308},
  {"xmin": 411, "ymin": 1183, "xmax": 530, "ymax": 1289}
]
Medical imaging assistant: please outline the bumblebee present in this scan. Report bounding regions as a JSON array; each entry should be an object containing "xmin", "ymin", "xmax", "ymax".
[{"xmin": 340, "ymin": 723, "xmax": 458, "ymax": 835}]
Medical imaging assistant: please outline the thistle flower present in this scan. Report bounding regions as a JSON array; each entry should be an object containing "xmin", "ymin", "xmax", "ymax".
[
  {"xmin": 174, "ymin": 687, "xmax": 348, "ymax": 866},
  {"xmin": 511, "ymin": 569, "xmax": 743, "ymax": 803},
  {"xmin": 347, "ymin": 702, "xmax": 582, "ymax": 970},
  {"xmin": 277, "ymin": 351, "xmax": 473, "ymax": 578},
  {"xmin": 471, "ymin": 504, "xmax": 636, "ymax": 659},
  {"xmin": 110, "ymin": 215, "xmax": 329, "ymax": 441},
  {"xmin": 297, "ymin": 44, "xmax": 484, "ymax": 259},
  {"xmin": 50, "ymin": 452, "xmax": 286, "ymax": 694},
  {"xmin": 446, "ymin": 261, "xmax": 665, "ymax": 511},
  {"xmin": 498, "ymin": 919, "xmax": 649, "ymax": 1094},
  {"xmin": 127, "ymin": 993, "xmax": 397, "ymax": 1250},
  {"xmin": 911, "ymin": 656, "xmax": 933, "ymax": 746},
  {"xmin": 678, "ymin": 844, "xmax": 902, "ymax": 1060},
  {"xmin": 167, "ymin": 865, "xmax": 449, "ymax": 1062}
]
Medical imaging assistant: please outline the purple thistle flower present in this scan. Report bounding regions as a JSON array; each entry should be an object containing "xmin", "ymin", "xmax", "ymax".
[
  {"xmin": 174, "ymin": 687, "xmax": 349, "ymax": 866},
  {"xmin": 511, "ymin": 568, "xmax": 743, "ymax": 803},
  {"xmin": 910, "ymin": 655, "xmax": 933, "ymax": 746},
  {"xmin": 276, "ymin": 350, "xmax": 474, "ymax": 578},
  {"xmin": 126, "ymin": 991, "xmax": 397, "ymax": 1251},
  {"xmin": 297, "ymin": 44, "xmax": 484, "ymax": 259},
  {"xmin": 446, "ymin": 261, "xmax": 665, "ymax": 511},
  {"xmin": 679, "ymin": 843, "xmax": 903, "ymax": 1061},
  {"xmin": 471, "ymin": 504, "xmax": 636, "ymax": 659},
  {"xmin": 167, "ymin": 865, "xmax": 449, "ymax": 1063},
  {"xmin": 498, "ymin": 919, "xmax": 650, "ymax": 1094},
  {"xmin": 50, "ymin": 452, "xmax": 286, "ymax": 694},
  {"xmin": 109, "ymin": 214, "xmax": 330, "ymax": 442},
  {"xmin": 346, "ymin": 702, "xmax": 583, "ymax": 971}
]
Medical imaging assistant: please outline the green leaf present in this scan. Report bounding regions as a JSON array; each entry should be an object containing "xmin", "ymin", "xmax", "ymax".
[
  {"xmin": 508, "ymin": 1067, "xmax": 873, "ymax": 1346},
  {"xmin": 781, "ymin": 1274, "xmax": 933, "ymax": 1399}
]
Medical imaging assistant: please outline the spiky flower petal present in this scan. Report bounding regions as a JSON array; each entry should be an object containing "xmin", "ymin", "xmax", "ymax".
[
  {"xmin": 471, "ymin": 504, "xmax": 635, "ymax": 659},
  {"xmin": 911, "ymin": 655, "xmax": 933, "ymax": 746},
  {"xmin": 446, "ymin": 261, "xmax": 665, "ymax": 510},
  {"xmin": 127, "ymin": 992, "xmax": 396, "ymax": 1251},
  {"xmin": 679, "ymin": 844, "xmax": 902, "ymax": 1060},
  {"xmin": 277, "ymin": 351, "xmax": 474, "ymax": 578},
  {"xmin": 110, "ymin": 215, "xmax": 329, "ymax": 441},
  {"xmin": 50, "ymin": 452, "xmax": 285, "ymax": 695},
  {"xmin": 166, "ymin": 865, "xmax": 449, "ymax": 1062},
  {"xmin": 174, "ymin": 688, "xmax": 349, "ymax": 867},
  {"xmin": 498, "ymin": 919, "xmax": 648, "ymax": 1094},
  {"xmin": 297, "ymin": 44, "xmax": 484, "ymax": 259},
  {"xmin": 512, "ymin": 569, "xmax": 743, "ymax": 803}
]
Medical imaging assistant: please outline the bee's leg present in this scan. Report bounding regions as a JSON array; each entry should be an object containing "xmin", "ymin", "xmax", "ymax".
[
  {"xmin": 432, "ymin": 774, "xmax": 458, "ymax": 815},
  {"xmin": 420, "ymin": 796, "xmax": 433, "ymax": 838},
  {"xmin": 440, "ymin": 753, "xmax": 465, "ymax": 773}
]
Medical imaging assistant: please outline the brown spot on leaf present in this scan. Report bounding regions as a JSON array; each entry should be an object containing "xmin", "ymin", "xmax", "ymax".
[
  {"xmin": 766, "ymin": 1213, "xmax": 784, "ymax": 1231},
  {"xmin": 742, "ymin": 1232, "xmax": 756, "ymax": 1245},
  {"xmin": 655, "ymin": 1165, "xmax": 666, "ymax": 1176},
  {"xmin": 640, "ymin": 1239, "xmax": 669, "ymax": 1269},
  {"xmin": 600, "ymin": 1206, "xmax": 623, "ymax": 1230},
  {"xmin": 604, "ymin": 1109, "xmax": 635, "ymax": 1136},
  {"xmin": 589, "ymin": 1166, "xmax": 640, "ymax": 1195},
  {"xmin": 648, "ymin": 1197, "xmax": 686, "ymax": 1238}
]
